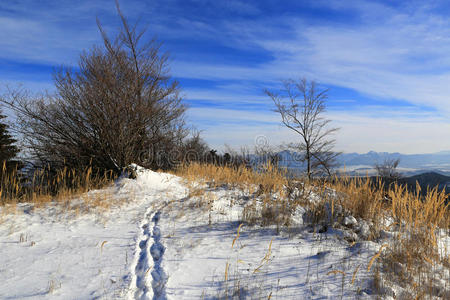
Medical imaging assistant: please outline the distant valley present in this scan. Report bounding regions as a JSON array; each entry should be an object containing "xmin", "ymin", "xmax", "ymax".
[
  {"xmin": 277, "ymin": 150, "xmax": 450, "ymax": 176},
  {"xmin": 277, "ymin": 150, "xmax": 450, "ymax": 191},
  {"xmin": 337, "ymin": 151, "xmax": 450, "ymax": 176}
]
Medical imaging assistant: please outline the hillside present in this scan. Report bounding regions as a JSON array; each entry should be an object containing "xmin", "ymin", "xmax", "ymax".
[
  {"xmin": 0, "ymin": 165, "xmax": 448, "ymax": 299},
  {"xmin": 401, "ymin": 172, "xmax": 450, "ymax": 191}
]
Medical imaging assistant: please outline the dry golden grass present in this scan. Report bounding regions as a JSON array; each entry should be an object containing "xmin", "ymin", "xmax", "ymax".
[
  {"xmin": 175, "ymin": 162, "xmax": 288, "ymax": 195},
  {"xmin": 324, "ymin": 176, "xmax": 449, "ymax": 298},
  {"xmin": 368, "ymin": 244, "xmax": 388, "ymax": 272},
  {"xmin": 0, "ymin": 162, "xmax": 116, "ymax": 212},
  {"xmin": 176, "ymin": 163, "xmax": 449, "ymax": 232},
  {"xmin": 176, "ymin": 162, "xmax": 298, "ymax": 227},
  {"xmin": 218, "ymin": 228, "xmax": 276, "ymax": 299},
  {"xmin": 325, "ymin": 177, "xmax": 385, "ymax": 221},
  {"xmin": 388, "ymin": 183, "xmax": 449, "ymax": 229},
  {"xmin": 177, "ymin": 163, "xmax": 450, "ymax": 298}
]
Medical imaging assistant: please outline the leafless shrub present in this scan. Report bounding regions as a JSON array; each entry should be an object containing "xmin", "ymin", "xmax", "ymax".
[
  {"xmin": 375, "ymin": 158, "xmax": 401, "ymax": 185},
  {"xmin": 1, "ymin": 1, "xmax": 188, "ymax": 173},
  {"xmin": 265, "ymin": 78, "xmax": 340, "ymax": 180}
]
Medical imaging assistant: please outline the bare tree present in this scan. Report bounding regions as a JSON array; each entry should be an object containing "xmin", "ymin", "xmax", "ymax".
[
  {"xmin": 1, "ymin": 1, "xmax": 188, "ymax": 173},
  {"xmin": 375, "ymin": 158, "xmax": 401, "ymax": 181},
  {"xmin": 265, "ymin": 78, "xmax": 340, "ymax": 179}
]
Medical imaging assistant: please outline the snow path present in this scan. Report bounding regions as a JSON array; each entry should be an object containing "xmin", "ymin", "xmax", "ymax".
[
  {"xmin": 0, "ymin": 188, "xmax": 151, "ymax": 299},
  {"xmin": 131, "ymin": 207, "xmax": 153, "ymax": 300},
  {"xmin": 1, "ymin": 167, "xmax": 448, "ymax": 299},
  {"xmin": 149, "ymin": 211, "xmax": 167, "ymax": 299},
  {"xmin": 130, "ymin": 208, "xmax": 168, "ymax": 300},
  {"xmin": 0, "ymin": 166, "xmax": 187, "ymax": 299},
  {"xmin": 124, "ymin": 166, "xmax": 187, "ymax": 300}
]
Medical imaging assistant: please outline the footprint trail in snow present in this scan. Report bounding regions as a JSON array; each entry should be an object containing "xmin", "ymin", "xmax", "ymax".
[
  {"xmin": 133, "ymin": 210, "xmax": 153, "ymax": 300},
  {"xmin": 132, "ymin": 208, "xmax": 168, "ymax": 300},
  {"xmin": 150, "ymin": 211, "xmax": 167, "ymax": 299}
]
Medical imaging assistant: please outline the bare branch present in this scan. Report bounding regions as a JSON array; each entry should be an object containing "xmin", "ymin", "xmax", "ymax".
[
  {"xmin": 1, "ymin": 3, "xmax": 189, "ymax": 172},
  {"xmin": 266, "ymin": 78, "xmax": 340, "ymax": 179}
]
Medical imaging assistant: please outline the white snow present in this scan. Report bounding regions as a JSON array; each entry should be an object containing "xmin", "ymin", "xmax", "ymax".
[
  {"xmin": 0, "ymin": 166, "xmax": 448, "ymax": 299},
  {"xmin": 0, "ymin": 168, "xmax": 186, "ymax": 299}
]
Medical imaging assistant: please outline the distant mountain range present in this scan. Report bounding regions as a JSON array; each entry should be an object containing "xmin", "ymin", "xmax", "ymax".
[
  {"xmin": 337, "ymin": 151, "xmax": 450, "ymax": 176},
  {"xmin": 277, "ymin": 150, "xmax": 450, "ymax": 176},
  {"xmin": 275, "ymin": 150, "xmax": 450, "ymax": 192}
]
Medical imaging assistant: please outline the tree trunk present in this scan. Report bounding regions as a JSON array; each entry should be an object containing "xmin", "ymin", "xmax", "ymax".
[{"xmin": 306, "ymin": 145, "xmax": 311, "ymax": 180}]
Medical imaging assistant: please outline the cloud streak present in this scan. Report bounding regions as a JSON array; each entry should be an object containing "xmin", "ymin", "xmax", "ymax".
[
  {"xmin": 1, "ymin": 0, "xmax": 450, "ymax": 153},
  {"xmin": 188, "ymin": 106, "xmax": 450, "ymax": 154},
  {"xmin": 176, "ymin": 1, "xmax": 450, "ymax": 113}
]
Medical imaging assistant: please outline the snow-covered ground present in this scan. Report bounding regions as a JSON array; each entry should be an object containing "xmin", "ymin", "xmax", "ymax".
[
  {"xmin": 0, "ymin": 169, "xmax": 186, "ymax": 299},
  {"xmin": 0, "ymin": 166, "xmax": 448, "ymax": 299}
]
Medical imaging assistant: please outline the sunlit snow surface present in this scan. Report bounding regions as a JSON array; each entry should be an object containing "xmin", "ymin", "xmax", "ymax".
[{"xmin": 0, "ymin": 166, "xmax": 448, "ymax": 299}]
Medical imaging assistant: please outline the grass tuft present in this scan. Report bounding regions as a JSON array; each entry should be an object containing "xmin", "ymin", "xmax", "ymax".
[{"xmin": 177, "ymin": 163, "xmax": 449, "ymax": 298}]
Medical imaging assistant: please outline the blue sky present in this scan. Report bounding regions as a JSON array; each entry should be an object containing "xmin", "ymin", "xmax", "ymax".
[{"xmin": 1, "ymin": 0, "xmax": 450, "ymax": 154}]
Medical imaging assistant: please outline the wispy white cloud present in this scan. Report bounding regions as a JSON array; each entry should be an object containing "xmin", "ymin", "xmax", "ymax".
[
  {"xmin": 330, "ymin": 111, "xmax": 450, "ymax": 154},
  {"xmin": 188, "ymin": 106, "xmax": 450, "ymax": 154},
  {"xmin": 2, "ymin": 0, "xmax": 450, "ymax": 153},
  {"xmin": 183, "ymin": 89, "xmax": 268, "ymax": 105},
  {"xmin": 174, "ymin": 0, "xmax": 450, "ymax": 115},
  {"xmin": 0, "ymin": 1, "xmax": 110, "ymax": 65},
  {"xmin": 169, "ymin": 0, "xmax": 450, "ymax": 155}
]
